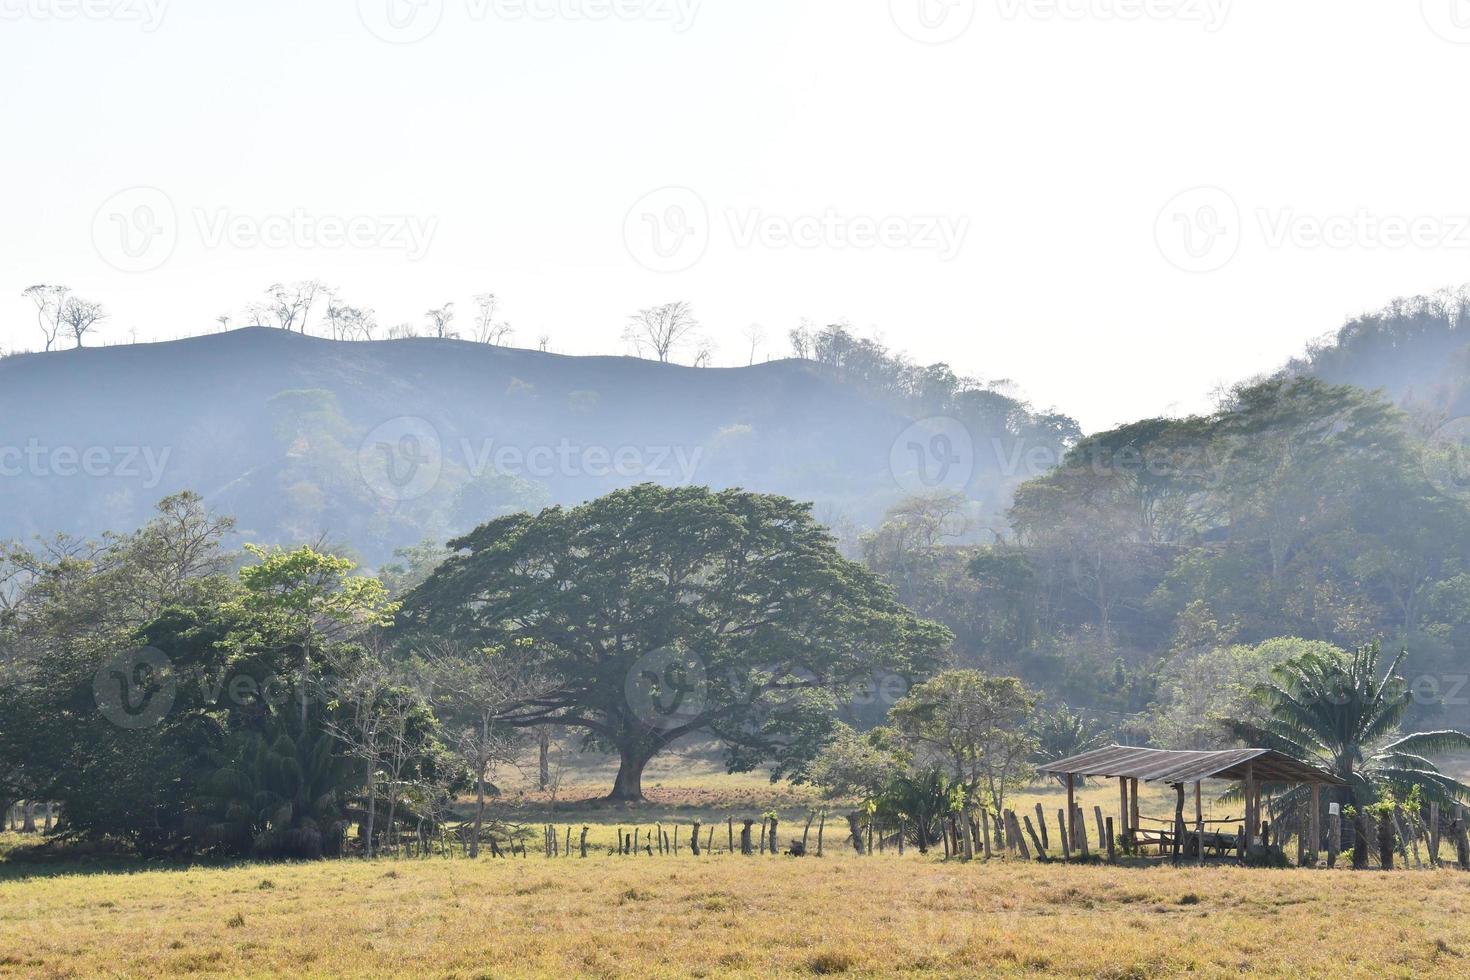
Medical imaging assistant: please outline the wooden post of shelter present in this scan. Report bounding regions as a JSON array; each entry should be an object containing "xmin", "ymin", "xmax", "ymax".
[
  {"xmin": 1064, "ymin": 774, "xmax": 1076, "ymax": 857},
  {"xmin": 1309, "ymin": 783, "xmax": 1321, "ymax": 867},
  {"xmin": 1171, "ymin": 783, "xmax": 1185, "ymax": 865},
  {"xmin": 1129, "ymin": 778, "xmax": 1140, "ymax": 843},
  {"xmin": 1243, "ymin": 763, "xmax": 1256, "ymax": 848},
  {"xmin": 1118, "ymin": 777, "xmax": 1129, "ymax": 850}
]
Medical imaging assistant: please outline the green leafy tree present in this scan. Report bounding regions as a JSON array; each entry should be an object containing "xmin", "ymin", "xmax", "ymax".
[
  {"xmin": 1031, "ymin": 704, "xmax": 1107, "ymax": 772},
  {"xmin": 890, "ymin": 670, "xmax": 1039, "ymax": 823},
  {"xmin": 807, "ymin": 723, "xmax": 907, "ymax": 801},
  {"xmin": 402, "ymin": 484, "xmax": 950, "ymax": 800},
  {"xmin": 234, "ymin": 545, "xmax": 398, "ymax": 727},
  {"xmin": 1146, "ymin": 638, "xmax": 1339, "ymax": 750}
]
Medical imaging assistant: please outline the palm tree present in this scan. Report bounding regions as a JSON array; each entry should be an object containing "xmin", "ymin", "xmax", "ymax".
[
  {"xmin": 1225, "ymin": 642, "xmax": 1470, "ymax": 810},
  {"xmin": 196, "ymin": 715, "xmax": 352, "ymax": 859}
]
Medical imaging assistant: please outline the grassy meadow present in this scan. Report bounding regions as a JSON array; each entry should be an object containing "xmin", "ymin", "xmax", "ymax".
[{"xmin": 5, "ymin": 755, "xmax": 1470, "ymax": 978}]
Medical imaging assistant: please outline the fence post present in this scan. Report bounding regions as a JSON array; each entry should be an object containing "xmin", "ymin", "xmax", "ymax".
[
  {"xmin": 1327, "ymin": 804, "xmax": 1340, "ymax": 868},
  {"xmin": 1024, "ymin": 815, "xmax": 1048, "ymax": 861}
]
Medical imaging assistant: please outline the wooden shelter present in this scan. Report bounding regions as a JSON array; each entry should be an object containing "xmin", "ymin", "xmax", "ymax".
[{"xmin": 1039, "ymin": 745, "xmax": 1345, "ymax": 860}]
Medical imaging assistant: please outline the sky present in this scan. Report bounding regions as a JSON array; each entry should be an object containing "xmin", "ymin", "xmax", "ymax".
[{"xmin": 4, "ymin": 0, "xmax": 1470, "ymax": 432}]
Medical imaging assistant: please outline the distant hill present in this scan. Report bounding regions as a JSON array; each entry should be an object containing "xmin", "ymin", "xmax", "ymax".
[
  {"xmin": 0, "ymin": 328, "xmax": 1077, "ymax": 565},
  {"xmin": 1288, "ymin": 288, "xmax": 1470, "ymax": 422}
]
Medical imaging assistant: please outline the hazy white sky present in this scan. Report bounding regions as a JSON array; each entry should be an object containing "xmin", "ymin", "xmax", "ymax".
[{"xmin": 5, "ymin": 1, "xmax": 1470, "ymax": 431}]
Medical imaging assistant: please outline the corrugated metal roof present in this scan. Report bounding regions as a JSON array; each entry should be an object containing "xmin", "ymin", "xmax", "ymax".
[{"xmin": 1038, "ymin": 745, "xmax": 1345, "ymax": 785}]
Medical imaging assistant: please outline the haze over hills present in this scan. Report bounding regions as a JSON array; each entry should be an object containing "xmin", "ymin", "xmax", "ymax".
[
  {"xmin": 4, "ymin": 289, "xmax": 1465, "ymax": 566},
  {"xmin": 1287, "ymin": 288, "xmax": 1470, "ymax": 422},
  {"xmin": 0, "ymin": 327, "xmax": 1076, "ymax": 565}
]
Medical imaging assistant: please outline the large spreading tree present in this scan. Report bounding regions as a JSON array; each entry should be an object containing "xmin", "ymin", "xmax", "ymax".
[{"xmin": 401, "ymin": 484, "xmax": 951, "ymax": 800}]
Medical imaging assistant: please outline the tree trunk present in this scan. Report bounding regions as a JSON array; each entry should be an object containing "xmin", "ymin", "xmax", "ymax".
[
  {"xmin": 538, "ymin": 730, "xmax": 551, "ymax": 791},
  {"xmin": 364, "ymin": 774, "xmax": 377, "ymax": 859},
  {"xmin": 608, "ymin": 748, "xmax": 651, "ymax": 802},
  {"xmin": 1378, "ymin": 813, "xmax": 1395, "ymax": 870},
  {"xmin": 471, "ymin": 769, "xmax": 486, "ymax": 859},
  {"xmin": 21, "ymin": 802, "xmax": 36, "ymax": 834}
]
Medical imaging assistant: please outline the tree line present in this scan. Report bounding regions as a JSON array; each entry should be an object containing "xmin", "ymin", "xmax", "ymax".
[{"xmin": 0, "ymin": 486, "xmax": 947, "ymax": 858}]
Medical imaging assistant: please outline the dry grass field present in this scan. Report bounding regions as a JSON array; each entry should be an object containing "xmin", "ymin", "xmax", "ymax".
[
  {"xmin": 4, "ymin": 844, "xmax": 1469, "ymax": 978},
  {"xmin": 5, "ymin": 759, "xmax": 1470, "ymax": 978}
]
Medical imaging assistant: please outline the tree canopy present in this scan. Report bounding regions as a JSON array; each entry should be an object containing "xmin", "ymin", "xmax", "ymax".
[{"xmin": 401, "ymin": 483, "xmax": 951, "ymax": 800}]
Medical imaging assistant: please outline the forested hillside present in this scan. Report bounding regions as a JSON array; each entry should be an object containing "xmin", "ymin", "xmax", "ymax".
[
  {"xmin": 0, "ymin": 325, "xmax": 1076, "ymax": 566},
  {"xmin": 1288, "ymin": 286, "xmax": 1470, "ymax": 419},
  {"xmin": 880, "ymin": 290, "xmax": 1470, "ymax": 738}
]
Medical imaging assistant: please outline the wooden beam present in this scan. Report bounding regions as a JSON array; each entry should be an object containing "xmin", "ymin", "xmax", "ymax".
[{"xmin": 1194, "ymin": 782, "xmax": 1203, "ymax": 826}]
